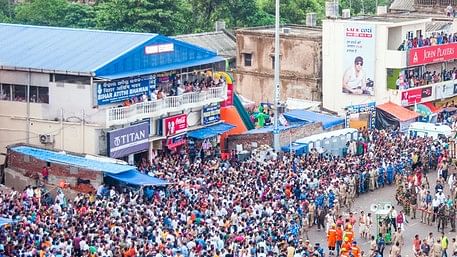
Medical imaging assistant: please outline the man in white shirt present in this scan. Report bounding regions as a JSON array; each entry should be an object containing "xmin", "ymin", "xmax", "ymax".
[{"xmin": 343, "ymin": 56, "xmax": 367, "ymax": 95}]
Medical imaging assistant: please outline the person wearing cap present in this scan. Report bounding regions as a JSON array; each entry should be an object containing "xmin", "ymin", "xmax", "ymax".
[
  {"xmin": 327, "ymin": 224, "xmax": 337, "ymax": 255},
  {"xmin": 351, "ymin": 241, "xmax": 361, "ymax": 257},
  {"xmin": 340, "ymin": 247, "xmax": 350, "ymax": 257},
  {"xmin": 342, "ymin": 56, "xmax": 368, "ymax": 95}
]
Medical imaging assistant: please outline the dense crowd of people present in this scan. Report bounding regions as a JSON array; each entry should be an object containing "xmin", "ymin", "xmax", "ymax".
[
  {"xmin": 398, "ymin": 32, "xmax": 457, "ymax": 51},
  {"xmin": 0, "ymin": 129, "xmax": 451, "ymax": 257},
  {"xmin": 396, "ymin": 68, "xmax": 457, "ymax": 90},
  {"xmin": 121, "ymin": 75, "xmax": 225, "ymax": 107}
]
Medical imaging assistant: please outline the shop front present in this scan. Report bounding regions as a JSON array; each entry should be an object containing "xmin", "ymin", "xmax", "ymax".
[
  {"xmin": 107, "ymin": 121, "xmax": 150, "ymax": 165},
  {"xmin": 345, "ymin": 102, "xmax": 376, "ymax": 129}
]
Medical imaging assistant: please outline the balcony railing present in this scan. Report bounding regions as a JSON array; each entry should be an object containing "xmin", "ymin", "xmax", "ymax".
[{"xmin": 106, "ymin": 85, "xmax": 227, "ymax": 126}]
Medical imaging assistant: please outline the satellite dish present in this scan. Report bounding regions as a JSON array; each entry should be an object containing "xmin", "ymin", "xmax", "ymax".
[
  {"xmin": 384, "ymin": 203, "xmax": 392, "ymax": 210},
  {"xmin": 370, "ymin": 204, "xmax": 378, "ymax": 212}
]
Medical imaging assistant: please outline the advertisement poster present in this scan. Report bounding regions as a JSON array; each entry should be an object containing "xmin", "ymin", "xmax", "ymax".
[
  {"xmin": 163, "ymin": 114, "xmax": 187, "ymax": 137},
  {"xmin": 408, "ymin": 43, "xmax": 457, "ymax": 66},
  {"xmin": 401, "ymin": 88, "xmax": 422, "ymax": 106},
  {"xmin": 345, "ymin": 102, "xmax": 376, "ymax": 129},
  {"xmin": 342, "ymin": 24, "xmax": 376, "ymax": 96},
  {"xmin": 107, "ymin": 122, "xmax": 150, "ymax": 158},
  {"xmin": 202, "ymin": 103, "xmax": 221, "ymax": 125}
]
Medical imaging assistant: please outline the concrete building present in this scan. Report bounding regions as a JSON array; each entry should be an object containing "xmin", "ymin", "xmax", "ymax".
[
  {"xmin": 235, "ymin": 25, "xmax": 322, "ymax": 104},
  {"xmin": 322, "ymin": 15, "xmax": 457, "ymax": 128},
  {"xmin": 0, "ymin": 23, "xmax": 229, "ymax": 164}
]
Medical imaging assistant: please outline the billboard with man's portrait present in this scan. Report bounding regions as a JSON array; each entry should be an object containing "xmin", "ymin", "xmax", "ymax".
[{"xmin": 342, "ymin": 23, "xmax": 376, "ymax": 96}]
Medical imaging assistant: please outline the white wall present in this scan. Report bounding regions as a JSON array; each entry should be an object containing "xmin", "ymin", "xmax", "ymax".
[
  {"xmin": 48, "ymin": 82, "xmax": 105, "ymax": 125},
  {"xmin": 323, "ymin": 19, "xmax": 430, "ymax": 114}
]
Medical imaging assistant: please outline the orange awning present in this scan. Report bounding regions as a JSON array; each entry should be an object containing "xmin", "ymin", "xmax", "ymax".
[
  {"xmin": 422, "ymin": 102, "xmax": 442, "ymax": 113},
  {"xmin": 376, "ymin": 102, "xmax": 419, "ymax": 121}
]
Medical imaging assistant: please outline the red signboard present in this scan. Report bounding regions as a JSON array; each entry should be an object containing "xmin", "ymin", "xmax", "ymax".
[
  {"xmin": 408, "ymin": 43, "xmax": 457, "ymax": 66},
  {"xmin": 401, "ymin": 88, "xmax": 422, "ymax": 105},
  {"xmin": 163, "ymin": 114, "xmax": 187, "ymax": 136}
]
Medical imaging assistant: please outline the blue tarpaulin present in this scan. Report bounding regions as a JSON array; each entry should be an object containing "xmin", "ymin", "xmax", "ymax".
[
  {"xmin": 281, "ymin": 143, "xmax": 308, "ymax": 155},
  {"xmin": 11, "ymin": 146, "xmax": 137, "ymax": 174},
  {"xmin": 244, "ymin": 122, "xmax": 307, "ymax": 134},
  {"xmin": 283, "ymin": 109, "xmax": 344, "ymax": 129},
  {"xmin": 187, "ymin": 122, "xmax": 235, "ymax": 139},
  {"xmin": 105, "ymin": 170, "xmax": 170, "ymax": 186},
  {"xmin": 0, "ymin": 217, "xmax": 13, "ymax": 226}
]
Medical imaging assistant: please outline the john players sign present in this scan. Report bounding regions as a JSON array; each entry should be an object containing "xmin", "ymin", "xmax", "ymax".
[
  {"xmin": 97, "ymin": 75, "xmax": 153, "ymax": 105},
  {"xmin": 107, "ymin": 122, "xmax": 150, "ymax": 158}
]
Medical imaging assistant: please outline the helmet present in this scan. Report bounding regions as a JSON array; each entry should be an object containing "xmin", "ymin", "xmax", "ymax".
[
  {"xmin": 332, "ymin": 223, "xmax": 336, "ymax": 228},
  {"xmin": 347, "ymin": 224, "xmax": 352, "ymax": 229},
  {"xmin": 344, "ymin": 237, "xmax": 349, "ymax": 242},
  {"xmin": 341, "ymin": 248, "xmax": 347, "ymax": 252}
]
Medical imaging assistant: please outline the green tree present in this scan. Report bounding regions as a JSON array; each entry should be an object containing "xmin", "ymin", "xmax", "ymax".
[
  {"xmin": 63, "ymin": 3, "xmax": 96, "ymax": 28},
  {"xmin": 0, "ymin": 0, "xmax": 14, "ymax": 21},
  {"xmin": 259, "ymin": 0, "xmax": 322, "ymax": 24},
  {"xmin": 15, "ymin": 0, "xmax": 70, "ymax": 26},
  {"xmin": 94, "ymin": 0, "xmax": 191, "ymax": 35}
]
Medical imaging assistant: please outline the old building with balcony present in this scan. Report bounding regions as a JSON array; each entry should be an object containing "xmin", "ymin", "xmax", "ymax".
[
  {"xmin": 322, "ymin": 14, "xmax": 457, "ymax": 128},
  {"xmin": 0, "ymin": 23, "xmax": 228, "ymax": 164},
  {"xmin": 235, "ymin": 25, "xmax": 322, "ymax": 104}
]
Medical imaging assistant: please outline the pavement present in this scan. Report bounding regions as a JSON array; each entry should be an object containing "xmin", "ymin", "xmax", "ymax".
[{"xmin": 307, "ymin": 171, "xmax": 457, "ymax": 257}]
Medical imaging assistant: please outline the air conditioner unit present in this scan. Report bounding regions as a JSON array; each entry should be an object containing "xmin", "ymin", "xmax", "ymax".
[
  {"xmin": 39, "ymin": 134, "xmax": 54, "ymax": 144},
  {"xmin": 342, "ymin": 9, "xmax": 351, "ymax": 19}
]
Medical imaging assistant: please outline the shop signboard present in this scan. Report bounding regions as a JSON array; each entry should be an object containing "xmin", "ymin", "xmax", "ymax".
[
  {"xmin": 421, "ymin": 86, "xmax": 433, "ymax": 98},
  {"xmin": 436, "ymin": 82, "xmax": 456, "ymax": 99},
  {"xmin": 345, "ymin": 102, "xmax": 376, "ymax": 129},
  {"xmin": 97, "ymin": 75, "xmax": 153, "ymax": 105},
  {"xmin": 166, "ymin": 134, "xmax": 186, "ymax": 148},
  {"xmin": 401, "ymin": 88, "xmax": 422, "ymax": 106},
  {"xmin": 408, "ymin": 42, "xmax": 457, "ymax": 66},
  {"xmin": 107, "ymin": 122, "xmax": 150, "ymax": 158},
  {"xmin": 202, "ymin": 103, "xmax": 221, "ymax": 125},
  {"xmin": 342, "ymin": 23, "xmax": 376, "ymax": 96},
  {"xmin": 163, "ymin": 114, "xmax": 187, "ymax": 137}
]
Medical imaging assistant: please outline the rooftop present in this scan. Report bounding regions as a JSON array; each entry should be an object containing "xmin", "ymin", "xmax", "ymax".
[
  {"xmin": 237, "ymin": 25, "xmax": 322, "ymax": 39},
  {"xmin": 0, "ymin": 23, "xmax": 156, "ymax": 74},
  {"xmin": 10, "ymin": 145, "xmax": 137, "ymax": 175},
  {"xmin": 174, "ymin": 30, "xmax": 236, "ymax": 58}
]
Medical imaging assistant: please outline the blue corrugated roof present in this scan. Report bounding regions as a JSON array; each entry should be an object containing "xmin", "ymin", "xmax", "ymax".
[
  {"xmin": 11, "ymin": 146, "xmax": 137, "ymax": 174},
  {"xmin": 99, "ymin": 56, "xmax": 224, "ymax": 80},
  {"xmin": 0, "ymin": 23, "xmax": 156, "ymax": 73},
  {"xmin": 283, "ymin": 110, "xmax": 345, "ymax": 130}
]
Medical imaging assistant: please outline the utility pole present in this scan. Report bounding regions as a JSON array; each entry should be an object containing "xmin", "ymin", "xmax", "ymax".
[{"xmin": 273, "ymin": 0, "xmax": 281, "ymax": 151}]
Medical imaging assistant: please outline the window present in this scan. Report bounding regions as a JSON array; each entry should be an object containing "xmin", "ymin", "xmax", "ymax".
[
  {"xmin": 272, "ymin": 57, "xmax": 275, "ymax": 69},
  {"xmin": 243, "ymin": 53, "xmax": 252, "ymax": 67},
  {"xmin": 0, "ymin": 84, "xmax": 48, "ymax": 103},
  {"xmin": 13, "ymin": 85, "xmax": 26, "ymax": 102},
  {"xmin": 55, "ymin": 74, "xmax": 90, "ymax": 84},
  {"xmin": 29, "ymin": 86, "xmax": 49, "ymax": 103},
  {"xmin": 0, "ymin": 84, "xmax": 11, "ymax": 101}
]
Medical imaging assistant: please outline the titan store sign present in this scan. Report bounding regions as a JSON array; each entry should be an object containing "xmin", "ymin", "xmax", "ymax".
[{"xmin": 107, "ymin": 122, "xmax": 150, "ymax": 158}]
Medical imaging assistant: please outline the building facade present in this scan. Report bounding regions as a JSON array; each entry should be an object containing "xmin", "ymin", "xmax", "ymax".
[
  {"xmin": 235, "ymin": 25, "xmax": 322, "ymax": 104},
  {"xmin": 322, "ymin": 15, "xmax": 457, "ymax": 124},
  {"xmin": 0, "ymin": 24, "xmax": 229, "ymax": 164}
]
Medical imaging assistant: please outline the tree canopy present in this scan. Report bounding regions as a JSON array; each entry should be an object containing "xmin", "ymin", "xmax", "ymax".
[{"xmin": 1, "ymin": 0, "xmax": 389, "ymax": 35}]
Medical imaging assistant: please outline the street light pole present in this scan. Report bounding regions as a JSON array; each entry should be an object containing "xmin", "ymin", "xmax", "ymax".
[{"xmin": 273, "ymin": 0, "xmax": 281, "ymax": 151}]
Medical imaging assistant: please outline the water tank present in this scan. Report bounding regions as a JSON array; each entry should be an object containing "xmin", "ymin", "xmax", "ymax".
[
  {"xmin": 376, "ymin": 5, "xmax": 387, "ymax": 15},
  {"xmin": 306, "ymin": 13, "xmax": 317, "ymax": 27},
  {"xmin": 282, "ymin": 27, "xmax": 291, "ymax": 34},
  {"xmin": 342, "ymin": 9, "xmax": 351, "ymax": 19},
  {"xmin": 215, "ymin": 20, "xmax": 226, "ymax": 32},
  {"xmin": 325, "ymin": 1, "xmax": 339, "ymax": 18}
]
